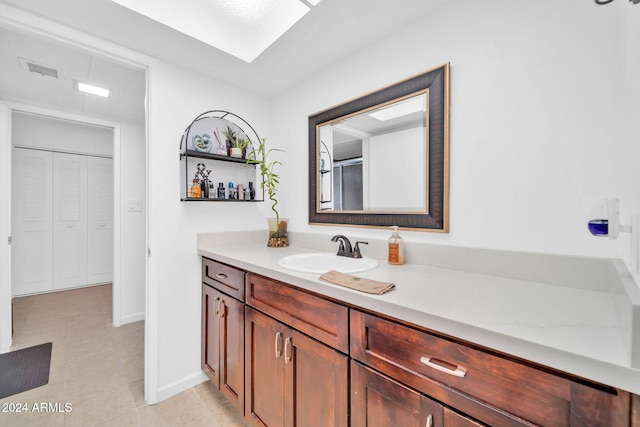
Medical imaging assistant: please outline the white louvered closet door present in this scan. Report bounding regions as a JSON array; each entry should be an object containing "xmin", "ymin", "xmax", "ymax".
[
  {"xmin": 12, "ymin": 148, "xmax": 53, "ymax": 295},
  {"xmin": 52, "ymin": 152, "xmax": 88, "ymax": 290},
  {"xmin": 87, "ymin": 156, "xmax": 113, "ymax": 284}
]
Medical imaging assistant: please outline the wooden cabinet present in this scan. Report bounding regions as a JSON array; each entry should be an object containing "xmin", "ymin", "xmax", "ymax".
[
  {"xmin": 201, "ymin": 259, "xmax": 245, "ymax": 414},
  {"xmin": 351, "ymin": 309, "xmax": 630, "ymax": 427},
  {"xmin": 352, "ymin": 360, "xmax": 486, "ymax": 427},
  {"xmin": 203, "ymin": 257, "xmax": 246, "ymax": 300},
  {"xmin": 244, "ymin": 273, "xmax": 349, "ymax": 427},
  {"xmin": 245, "ymin": 307, "xmax": 348, "ymax": 427},
  {"xmin": 443, "ymin": 409, "xmax": 484, "ymax": 427},
  {"xmin": 201, "ymin": 257, "xmax": 637, "ymax": 427},
  {"xmin": 245, "ymin": 273, "xmax": 349, "ymax": 353},
  {"xmin": 351, "ymin": 360, "xmax": 444, "ymax": 427}
]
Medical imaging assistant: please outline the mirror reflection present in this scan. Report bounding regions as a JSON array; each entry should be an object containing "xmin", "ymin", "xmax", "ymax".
[
  {"xmin": 318, "ymin": 93, "xmax": 428, "ymax": 212},
  {"xmin": 308, "ymin": 63, "xmax": 449, "ymax": 231}
]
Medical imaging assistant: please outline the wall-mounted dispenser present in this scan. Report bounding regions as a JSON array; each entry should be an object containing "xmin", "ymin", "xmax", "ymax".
[
  {"xmin": 587, "ymin": 197, "xmax": 631, "ymax": 239},
  {"xmin": 588, "ymin": 198, "xmax": 640, "ymax": 275}
]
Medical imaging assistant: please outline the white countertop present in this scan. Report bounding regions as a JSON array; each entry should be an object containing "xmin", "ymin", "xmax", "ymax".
[{"xmin": 198, "ymin": 232, "xmax": 640, "ymax": 395}]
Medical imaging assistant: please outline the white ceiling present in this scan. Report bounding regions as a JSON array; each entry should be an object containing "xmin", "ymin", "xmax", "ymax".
[
  {"xmin": 0, "ymin": 0, "xmax": 448, "ymax": 122},
  {"xmin": 0, "ymin": 27, "xmax": 147, "ymax": 122}
]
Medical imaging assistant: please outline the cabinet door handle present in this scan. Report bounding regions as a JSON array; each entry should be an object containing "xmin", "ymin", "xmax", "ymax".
[
  {"xmin": 215, "ymin": 273, "xmax": 228, "ymax": 280},
  {"xmin": 275, "ymin": 332, "xmax": 283, "ymax": 358},
  {"xmin": 426, "ymin": 414, "xmax": 433, "ymax": 427},
  {"xmin": 420, "ymin": 356, "xmax": 467, "ymax": 378},
  {"xmin": 218, "ymin": 300, "xmax": 225, "ymax": 318},
  {"xmin": 213, "ymin": 297, "xmax": 220, "ymax": 316},
  {"xmin": 284, "ymin": 337, "xmax": 292, "ymax": 364}
]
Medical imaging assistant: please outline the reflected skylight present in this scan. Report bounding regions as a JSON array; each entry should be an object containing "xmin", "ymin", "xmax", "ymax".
[
  {"xmin": 369, "ymin": 96, "xmax": 426, "ymax": 122},
  {"xmin": 111, "ymin": 0, "xmax": 320, "ymax": 63}
]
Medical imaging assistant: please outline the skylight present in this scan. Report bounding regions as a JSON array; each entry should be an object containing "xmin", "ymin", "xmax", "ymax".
[{"xmin": 111, "ymin": 0, "xmax": 321, "ymax": 63}]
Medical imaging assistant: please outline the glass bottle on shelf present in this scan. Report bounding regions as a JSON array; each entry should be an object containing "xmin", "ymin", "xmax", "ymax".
[
  {"xmin": 248, "ymin": 181, "xmax": 255, "ymax": 200},
  {"xmin": 189, "ymin": 178, "xmax": 201, "ymax": 198}
]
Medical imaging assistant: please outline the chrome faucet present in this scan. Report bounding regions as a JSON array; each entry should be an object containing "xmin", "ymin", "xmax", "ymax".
[{"xmin": 331, "ymin": 235, "xmax": 368, "ymax": 258}]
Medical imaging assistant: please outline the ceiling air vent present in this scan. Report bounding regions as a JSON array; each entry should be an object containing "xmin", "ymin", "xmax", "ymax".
[{"xmin": 18, "ymin": 57, "xmax": 59, "ymax": 78}]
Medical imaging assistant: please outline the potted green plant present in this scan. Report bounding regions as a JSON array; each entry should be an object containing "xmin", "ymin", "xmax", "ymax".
[
  {"xmin": 229, "ymin": 135, "xmax": 250, "ymax": 158},
  {"xmin": 223, "ymin": 125, "xmax": 236, "ymax": 156},
  {"xmin": 246, "ymin": 138, "xmax": 288, "ymax": 247}
]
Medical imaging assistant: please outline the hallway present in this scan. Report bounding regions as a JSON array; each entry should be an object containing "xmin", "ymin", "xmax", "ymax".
[{"xmin": 1, "ymin": 285, "xmax": 248, "ymax": 426}]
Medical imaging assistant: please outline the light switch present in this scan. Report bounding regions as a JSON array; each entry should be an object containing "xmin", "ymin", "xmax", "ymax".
[{"xmin": 128, "ymin": 199, "xmax": 142, "ymax": 212}]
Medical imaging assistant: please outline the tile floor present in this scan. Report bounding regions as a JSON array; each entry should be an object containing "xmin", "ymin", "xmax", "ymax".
[{"xmin": 1, "ymin": 284, "xmax": 249, "ymax": 427}]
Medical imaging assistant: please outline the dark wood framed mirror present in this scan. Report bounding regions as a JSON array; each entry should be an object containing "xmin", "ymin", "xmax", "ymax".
[{"xmin": 308, "ymin": 63, "xmax": 450, "ymax": 231}]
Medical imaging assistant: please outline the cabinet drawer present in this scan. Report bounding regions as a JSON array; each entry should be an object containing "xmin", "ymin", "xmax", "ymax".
[
  {"xmin": 351, "ymin": 360, "xmax": 445, "ymax": 427},
  {"xmin": 350, "ymin": 309, "xmax": 627, "ymax": 427},
  {"xmin": 246, "ymin": 273, "xmax": 349, "ymax": 353},
  {"xmin": 202, "ymin": 258, "xmax": 245, "ymax": 301}
]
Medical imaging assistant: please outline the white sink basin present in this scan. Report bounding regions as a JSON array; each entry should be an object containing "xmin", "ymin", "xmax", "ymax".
[{"xmin": 278, "ymin": 252, "xmax": 378, "ymax": 274}]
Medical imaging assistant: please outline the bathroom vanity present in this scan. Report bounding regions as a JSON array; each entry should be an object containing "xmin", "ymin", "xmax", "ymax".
[{"xmin": 199, "ymin": 231, "xmax": 640, "ymax": 426}]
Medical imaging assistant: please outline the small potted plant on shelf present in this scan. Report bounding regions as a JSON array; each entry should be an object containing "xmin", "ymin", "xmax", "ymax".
[
  {"xmin": 229, "ymin": 135, "xmax": 250, "ymax": 158},
  {"xmin": 223, "ymin": 125, "xmax": 236, "ymax": 155},
  {"xmin": 246, "ymin": 138, "xmax": 288, "ymax": 247}
]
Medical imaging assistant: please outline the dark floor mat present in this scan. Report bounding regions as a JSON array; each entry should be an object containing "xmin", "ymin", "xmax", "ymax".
[{"xmin": 0, "ymin": 342, "xmax": 52, "ymax": 399}]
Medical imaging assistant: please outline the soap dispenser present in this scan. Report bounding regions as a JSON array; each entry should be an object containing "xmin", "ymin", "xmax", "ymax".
[{"xmin": 388, "ymin": 226, "xmax": 404, "ymax": 265}]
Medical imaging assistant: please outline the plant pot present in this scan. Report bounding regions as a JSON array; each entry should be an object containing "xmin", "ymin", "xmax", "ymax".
[
  {"xmin": 229, "ymin": 147, "xmax": 243, "ymax": 158},
  {"xmin": 267, "ymin": 218, "xmax": 289, "ymax": 247}
]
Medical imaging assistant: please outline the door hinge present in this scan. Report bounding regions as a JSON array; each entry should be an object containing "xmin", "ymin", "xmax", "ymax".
[{"xmin": 7, "ymin": 236, "xmax": 11, "ymax": 245}]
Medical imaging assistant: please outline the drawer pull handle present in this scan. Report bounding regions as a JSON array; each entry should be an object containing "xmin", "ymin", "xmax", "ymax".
[
  {"xmin": 275, "ymin": 332, "xmax": 283, "ymax": 358},
  {"xmin": 284, "ymin": 337, "xmax": 292, "ymax": 364},
  {"xmin": 213, "ymin": 297, "xmax": 221, "ymax": 316},
  {"xmin": 215, "ymin": 273, "xmax": 228, "ymax": 280},
  {"xmin": 426, "ymin": 414, "xmax": 433, "ymax": 427},
  {"xmin": 218, "ymin": 300, "xmax": 225, "ymax": 318},
  {"xmin": 420, "ymin": 356, "xmax": 467, "ymax": 378}
]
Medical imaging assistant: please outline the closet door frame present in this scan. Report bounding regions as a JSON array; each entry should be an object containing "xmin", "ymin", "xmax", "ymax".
[{"xmin": 1, "ymin": 103, "xmax": 124, "ymax": 336}]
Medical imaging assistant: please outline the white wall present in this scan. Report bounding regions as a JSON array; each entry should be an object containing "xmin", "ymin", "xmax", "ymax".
[
  {"xmin": 368, "ymin": 126, "xmax": 425, "ymax": 210},
  {"xmin": 118, "ymin": 119, "xmax": 146, "ymax": 323},
  {"xmin": 12, "ymin": 112, "xmax": 113, "ymax": 156},
  {"xmin": 147, "ymin": 61, "xmax": 270, "ymax": 401},
  {"xmin": 273, "ymin": 0, "xmax": 637, "ymax": 263},
  {"xmin": 621, "ymin": 0, "xmax": 640, "ymax": 278}
]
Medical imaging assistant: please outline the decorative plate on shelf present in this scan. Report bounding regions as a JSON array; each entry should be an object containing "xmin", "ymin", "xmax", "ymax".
[{"xmin": 192, "ymin": 133, "xmax": 212, "ymax": 152}]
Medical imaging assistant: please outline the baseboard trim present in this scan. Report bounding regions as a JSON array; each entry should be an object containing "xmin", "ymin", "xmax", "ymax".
[
  {"xmin": 119, "ymin": 312, "xmax": 145, "ymax": 325},
  {"xmin": 156, "ymin": 371, "xmax": 209, "ymax": 403}
]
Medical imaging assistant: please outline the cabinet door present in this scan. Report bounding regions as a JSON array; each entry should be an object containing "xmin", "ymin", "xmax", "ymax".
[
  {"xmin": 202, "ymin": 284, "xmax": 245, "ymax": 414},
  {"xmin": 11, "ymin": 148, "xmax": 53, "ymax": 295},
  {"xmin": 285, "ymin": 326, "xmax": 348, "ymax": 427},
  {"xmin": 202, "ymin": 284, "xmax": 222, "ymax": 386},
  {"xmin": 52, "ymin": 152, "xmax": 87, "ymax": 290},
  {"xmin": 351, "ymin": 360, "xmax": 443, "ymax": 427},
  {"xmin": 245, "ymin": 307, "xmax": 349, "ymax": 427},
  {"xmin": 87, "ymin": 156, "xmax": 113, "ymax": 285},
  {"xmin": 218, "ymin": 292, "xmax": 245, "ymax": 414},
  {"xmin": 245, "ymin": 307, "xmax": 286, "ymax": 427}
]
